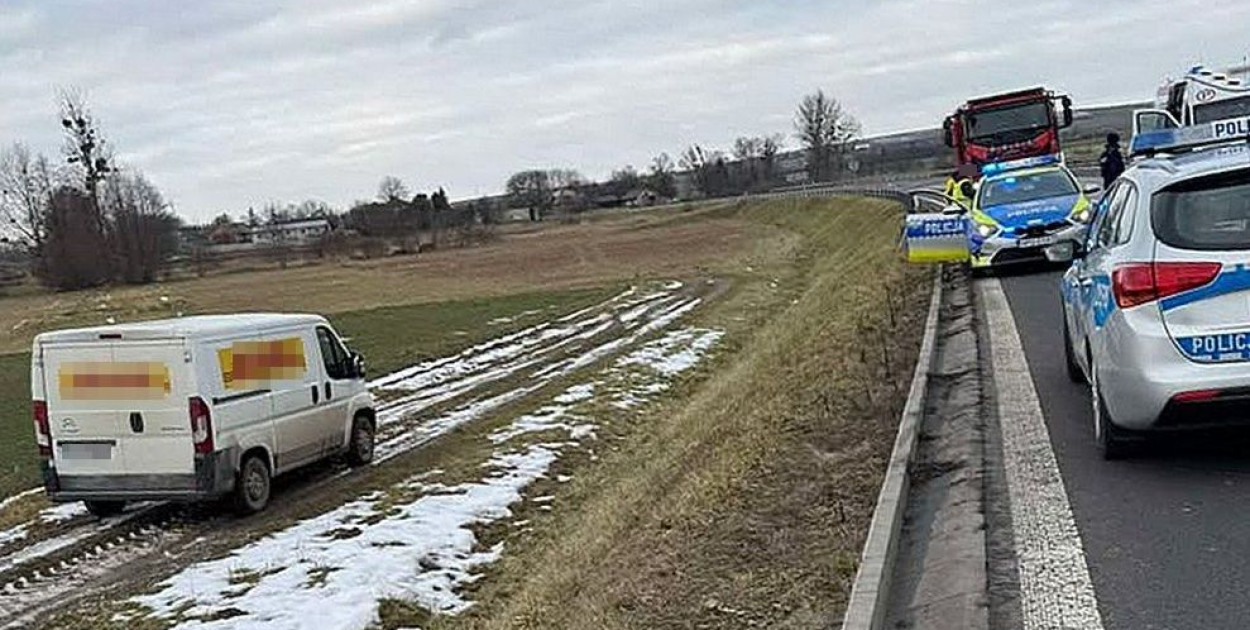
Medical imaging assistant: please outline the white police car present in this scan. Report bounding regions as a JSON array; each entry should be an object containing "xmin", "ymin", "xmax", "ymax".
[
  {"xmin": 967, "ymin": 155, "xmax": 1101, "ymax": 271},
  {"xmin": 1061, "ymin": 116, "xmax": 1250, "ymax": 458}
]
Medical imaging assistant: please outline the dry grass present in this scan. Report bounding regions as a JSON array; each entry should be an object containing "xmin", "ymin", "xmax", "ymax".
[
  {"xmin": 0, "ymin": 210, "xmax": 752, "ymax": 355},
  {"xmin": 429, "ymin": 197, "xmax": 931, "ymax": 630}
]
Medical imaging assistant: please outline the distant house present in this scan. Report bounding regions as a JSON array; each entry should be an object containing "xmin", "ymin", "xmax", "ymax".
[
  {"xmin": 209, "ymin": 222, "xmax": 249, "ymax": 245},
  {"xmin": 250, "ymin": 219, "xmax": 331, "ymax": 245},
  {"xmin": 626, "ymin": 188, "xmax": 664, "ymax": 207}
]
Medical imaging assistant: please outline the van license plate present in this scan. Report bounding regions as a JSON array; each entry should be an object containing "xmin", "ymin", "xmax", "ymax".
[{"xmin": 60, "ymin": 443, "xmax": 113, "ymax": 460}]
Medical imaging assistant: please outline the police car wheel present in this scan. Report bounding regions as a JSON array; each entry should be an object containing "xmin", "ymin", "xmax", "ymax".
[
  {"xmin": 1091, "ymin": 365, "xmax": 1130, "ymax": 460},
  {"xmin": 1062, "ymin": 318, "xmax": 1085, "ymax": 384}
]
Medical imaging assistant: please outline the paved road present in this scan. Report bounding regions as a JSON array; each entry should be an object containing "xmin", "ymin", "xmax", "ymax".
[{"xmin": 1000, "ymin": 270, "xmax": 1250, "ymax": 630}]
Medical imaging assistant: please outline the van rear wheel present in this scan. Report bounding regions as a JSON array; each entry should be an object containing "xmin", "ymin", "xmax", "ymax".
[
  {"xmin": 84, "ymin": 500, "xmax": 125, "ymax": 518},
  {"xmin": 233, "ymin": 454, "xmax": 271, "ymax": 515},
  {"xmin": 347, "ymin": 416, "xmax": 375, "ymax": 467}
]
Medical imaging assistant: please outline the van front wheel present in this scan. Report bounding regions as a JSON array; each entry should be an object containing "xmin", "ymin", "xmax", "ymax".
[
  {"xmin": 233, "ymin": 454, "xmax": 271, "ymax": 515},
  {"xmin": 84, "ymin": 500, "xmax": 126, "ymax": 518},
  {"xmin": 347, "ymin": 416, "xmax": 375, "ymax": 467}
]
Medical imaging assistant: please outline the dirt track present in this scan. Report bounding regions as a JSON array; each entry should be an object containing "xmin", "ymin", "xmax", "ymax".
[{"xmin": 0, "ymin": 277, "xmax": 726, "ymax": 629}]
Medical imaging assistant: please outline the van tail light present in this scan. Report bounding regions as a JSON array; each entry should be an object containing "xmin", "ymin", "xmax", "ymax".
[
  {"xmin": 189, "ymin": 396, "xmax": 214, "ymax": 455},
  {"xmin": 33, "ymin": 400, "xmax": 51, "ymax": 458},
  {"xmin": 1112, "ymin": 262, "xmax": 1221, "ymax": 308}
]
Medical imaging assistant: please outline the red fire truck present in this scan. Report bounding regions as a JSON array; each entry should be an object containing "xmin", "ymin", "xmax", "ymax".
[{"xmin": 943, "ymin": 87, "xmax": 1074, "ymax": 175}]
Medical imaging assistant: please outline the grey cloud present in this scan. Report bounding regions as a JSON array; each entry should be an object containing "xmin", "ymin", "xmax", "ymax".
[{"xmin": 2, "ymin": 0, "xmax": 1249, "ymax": 220}]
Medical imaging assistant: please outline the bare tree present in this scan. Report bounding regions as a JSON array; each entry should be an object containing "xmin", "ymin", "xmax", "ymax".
[
  {"xmin": 377, "ymin": 176, "xmax": 409, "ymax": 202},
  {"xmin": 648, "ymin": 153, "xmax": 676, "ymax": 198},
  {"xmin": 680, "ymin": 145, "xmax": 725, "ymax": 196},
  {"xmin": 795, "ymin": 90, "xmax": 860, "ymax": 182},
  {"xmin": 506, "ymin": 170, "xmax": 553, "ymax": 222},
  {"xmin": 58, "ymin": 89, "xmax": 113, "ymax": 221},
  {"xmin": 0, "ymin": 143, "xmax": 55, "ymax": 256},
  {"xmin": 101, "ymin": 171, "xmax": 180, "ymax": 284},
  {"xmin": 732, "ymin": 137, "xmax": 763, "ymax": 161},
  {"xmin": 548, "ymin": 169, "xmax": 586, "ymax": 190},
  {"xmin": 760, "ymin": 133, "xmax": 784, "ymax": 184},
  {"xmin": 41, "ymin": 186, "xmax": 110, "ymax": 290},
  {"xmin": 609, "ymin": 165, "xmax": 642, "ymax": 194}
]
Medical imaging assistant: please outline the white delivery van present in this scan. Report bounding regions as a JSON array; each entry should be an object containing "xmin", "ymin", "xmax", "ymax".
[{"xmin": 31, "ymin": 314, "xmax": 376, "ymax": 516}]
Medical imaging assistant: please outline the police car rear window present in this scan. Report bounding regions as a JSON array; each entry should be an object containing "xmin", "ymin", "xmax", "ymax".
[{"xmin": 1152, "ymin": 168, "xmax": 1250, "ymax": 250}]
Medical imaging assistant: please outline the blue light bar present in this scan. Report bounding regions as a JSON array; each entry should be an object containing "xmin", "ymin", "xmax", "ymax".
[
  {"xmin": 980, "ymin": 153, "xmax": 1061, "ymax": 176},
  {"xmin": 1130, "ymin": 116, "xmax": 1250, "ymax": 157}
]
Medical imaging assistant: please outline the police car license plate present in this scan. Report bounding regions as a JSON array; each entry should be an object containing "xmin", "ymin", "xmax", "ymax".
[{"xmin": 1018, "ymin": 235, "xmax": 1057, "ymax": 248}]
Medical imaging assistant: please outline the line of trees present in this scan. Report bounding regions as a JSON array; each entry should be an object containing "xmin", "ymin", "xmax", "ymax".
[
  {"xmin": 343, "ymin": 176, "xmax": 498, "ymax": 251},
  {"xmin": 0, "ymin": 90, "xmax": 180, "ymax": 290},
  {"xmin": 500, "ymin": 89, "xmax": 860, "ymax": 211}
]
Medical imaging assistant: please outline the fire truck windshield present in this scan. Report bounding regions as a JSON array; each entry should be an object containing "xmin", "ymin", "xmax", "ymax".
[
  {"xmin": 965, "ymin": 101, "xmax": 1051, "ymax": 142},
  {"xmin": 1193, "ymin": 95, "xmax": 1250, "ymax": 124}
]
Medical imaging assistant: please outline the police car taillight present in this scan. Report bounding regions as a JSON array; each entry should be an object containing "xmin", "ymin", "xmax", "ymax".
[
  {"xmin": 189, "ymin": 396, "xmax": 214, "ymax": 456},
  {"xmin": 33, "ymin": 400, "xmax": 51, "ymax": 459},
  {"xmin": 1112, "ymin": 262, "xmax": 1221, "ymax": 308}
]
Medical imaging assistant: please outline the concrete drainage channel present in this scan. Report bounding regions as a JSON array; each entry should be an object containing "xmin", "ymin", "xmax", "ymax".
[{"xmin": 842, "ymin": 267, "xmax": 995, "ymax": 630}]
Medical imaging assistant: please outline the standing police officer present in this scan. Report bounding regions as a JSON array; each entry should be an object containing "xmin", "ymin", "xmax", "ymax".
[{"xmin": 1099, "ymin": 132, "xmax": 1125, "ymax": 188}]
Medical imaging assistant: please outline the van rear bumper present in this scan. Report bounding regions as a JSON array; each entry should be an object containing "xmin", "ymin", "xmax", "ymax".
[{"xmin": 43, "ymin": 449, "xmax": 237, "ymax": 503}]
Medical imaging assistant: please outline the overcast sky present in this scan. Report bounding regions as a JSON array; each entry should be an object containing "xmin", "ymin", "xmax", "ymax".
[{"xmin": 1, "ymin": 0, "xmax": 1248, "ymax": 222}]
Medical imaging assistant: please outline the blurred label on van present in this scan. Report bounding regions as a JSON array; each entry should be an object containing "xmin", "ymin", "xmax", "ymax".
[
  {"xmin": 58, "ymin": 362, "xmax": 171, "ymax": 400},
  {"xmin": 218, "ymin": 337, "xmax": 307, "ymax": 390}
]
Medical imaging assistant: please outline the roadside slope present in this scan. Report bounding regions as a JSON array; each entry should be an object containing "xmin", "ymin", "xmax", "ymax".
[{"xmin": 439, "ymin": 197, "xmax": 931, "ymax": 629}]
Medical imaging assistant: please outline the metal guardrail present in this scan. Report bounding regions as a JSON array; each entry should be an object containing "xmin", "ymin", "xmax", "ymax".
[{"xmin": 743, "ymin": 185, "xmax": 910, "ymax": 204}]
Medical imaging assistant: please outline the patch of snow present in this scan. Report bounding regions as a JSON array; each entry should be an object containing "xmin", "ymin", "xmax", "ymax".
[
  {"xmin": 134, "ymin": 446, "xmax": 560, "ymax": 629},
  {"xmin": 616, "ymin": 328, "xmax": 725, "ymax": 377},
  {"xmin": 39, "ymin": 502, "xmax": 88, "ymax": 524},
  {"xmin": 552, "ymin": 383, "xmax": 595, "ymax": 404},
  {"xmin": 0, "ymin": 524, "xmax": 28, "ymax": 548}
]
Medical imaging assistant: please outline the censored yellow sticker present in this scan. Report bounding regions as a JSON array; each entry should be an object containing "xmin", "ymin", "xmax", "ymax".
[
  {"xmin": 58, "ymin": 362, "xmax": 172, "ymax": 400},
  {"xmin": 218, "ymin": 338, "xmax": 307, "ymax": 390}
]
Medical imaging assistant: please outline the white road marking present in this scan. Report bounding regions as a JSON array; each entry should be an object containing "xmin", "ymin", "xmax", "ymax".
[{"xmin": 979, "ymin": 278, "xmax": 1104, "ymax": 630}]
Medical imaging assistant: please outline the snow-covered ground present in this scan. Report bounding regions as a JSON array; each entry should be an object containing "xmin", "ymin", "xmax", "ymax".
[
  {"xmin": 0, "ymin": 279, "xmax": 721, "ymax": 629},
  {"xmin": 130, "ymin": 324, "xmax": 723, "ymax": 630}
]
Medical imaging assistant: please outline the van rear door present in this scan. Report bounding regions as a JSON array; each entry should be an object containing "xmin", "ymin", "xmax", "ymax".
[
  {"xmin": 110, "ymin": 341, "xmax": 194, "ymax": 475},
  {"xmin": 43, "ymin": 339, "xmax": 193, "ymax": 477}
]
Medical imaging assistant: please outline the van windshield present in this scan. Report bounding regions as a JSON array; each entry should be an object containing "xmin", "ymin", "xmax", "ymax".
[{"xmin": 1152, "ymin": 167, "xmax": 1250, "ymax": 250}]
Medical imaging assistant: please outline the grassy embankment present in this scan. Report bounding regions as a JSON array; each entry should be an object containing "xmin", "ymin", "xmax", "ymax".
[{"xmin": 404, "ymin": 196, "xmax": 932, "ymax": 629}]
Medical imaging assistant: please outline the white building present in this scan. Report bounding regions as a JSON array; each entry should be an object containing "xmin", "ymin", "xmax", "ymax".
[{"xmin": 250, "ymin": 219, "xmax": 331, "ymax": 245}]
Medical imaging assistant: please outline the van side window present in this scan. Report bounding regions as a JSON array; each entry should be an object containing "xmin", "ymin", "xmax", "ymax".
[{"xmin": 316, "ymin": 327, "xmax": 350, "ymax": 379}]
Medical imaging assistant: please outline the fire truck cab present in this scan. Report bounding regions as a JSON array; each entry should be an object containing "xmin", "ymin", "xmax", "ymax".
[{"xmin": 943, "ymin": 87, "xmax": 1074, "ymax": 176}]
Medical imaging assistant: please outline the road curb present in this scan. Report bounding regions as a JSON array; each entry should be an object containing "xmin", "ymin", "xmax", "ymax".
[{"xmin": 841, "ymin": 268, "xmax": 944, "ymax": 630}]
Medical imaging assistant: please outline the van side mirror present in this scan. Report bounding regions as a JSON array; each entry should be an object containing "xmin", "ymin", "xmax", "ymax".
[{"xmin": 350, "ymin": 352, "xmax": 366, "ymax": 379}]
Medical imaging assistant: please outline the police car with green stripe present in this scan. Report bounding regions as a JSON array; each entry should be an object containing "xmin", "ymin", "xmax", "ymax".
[
  {"xmin": 967, "ymin": 154, "xmax": 1101, "ymax": 270},
  {"xmin": 1061, "ymin": 115, "xmax": 1250, "ymax": 458}
]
